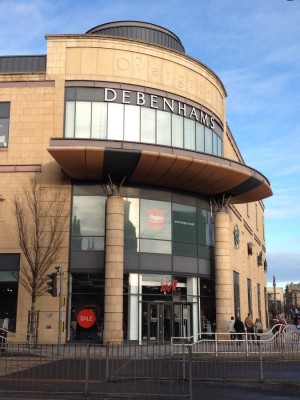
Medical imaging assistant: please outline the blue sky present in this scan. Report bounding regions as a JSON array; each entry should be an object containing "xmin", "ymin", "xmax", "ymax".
[{"xmin": 1, "ymin": 0, "xmax": 299, "ymax": 288}]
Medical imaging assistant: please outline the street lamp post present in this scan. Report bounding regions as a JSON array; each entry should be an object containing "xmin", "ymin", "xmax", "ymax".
[
  {"xmin": 273, "ymin": 276, "xmax": 277, "ymax": 318},
  {"xmin": 55, "ymin": 266, "xmax": 64, "ymax": 354}
]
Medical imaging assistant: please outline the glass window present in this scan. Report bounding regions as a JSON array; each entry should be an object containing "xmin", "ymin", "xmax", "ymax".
[
  {"xmin": 71, "ymin": 196, "xmax": 105, "ymax": 251},
  {"xmin": 217, "ymin": 135, "xmax": 222, "ymax": 156},
  {"xmin": 233, "ymin": 271, "xmax": 240, "ymax": 319},
  {"xmin": 91, "ymin": 102, "xmax": 107, "ymax": 139},
  {"xmin": 0, "ymin": 102, "xmax": 10, "ymax": 147},
  {"xmin": 157, "ymin": 110, "xmax": 171, "ymax": 146},
  {"xmin": 197, "ymin": 245, "xmax": 212, "ymax": 259},
  {"xmin": 204, "ymin": 127, "xmax": 213, "ymax": 154},
  {"xmin": 141, "ymin": 108, "xmax": 155, "ymax": 143},
  {"xmin": 172, "ymin": 203, "xmax": 197, "ymax": 244},
  {"xmin": 184, "ymin": 119, "xmax": 195, "ymax": 150},
  {"xmin": 107, "ymin": 103, "xmax": 124, "ymax": 140},
  {"xmin": 196, "ymin": 123, "xmax": 204, "ymax": 152},
  {"xmin": 247, "ymin": 278, "xmax": 252, "ymax": 316},
  {"xmin": 75, "ymin": 102, "xmax": 91, "ymax": 138},
  {"xmin": 124, "ymin": 105, "xmax": 140, "ymax": 142},
  {"xmin": 173, "ymin": 242, "xmax": 197, "ymax": 257},
  {"xmin": 172, "ymin": 114, "xmax": 183, "ymax": 148},
  {"xmin": 140, "ymin": 199, "xmax": 171, "ymax": 240},
  {"xmin": 65, "ymin": 101, "xmax": 75, "ymax": 138},
  {"xmin": 212, "ymin": 132, "xmax": 218, "ymax": 155},
  {"xmin": 124, "ymin": 198, "xmax": 139, "ymax": 252},
  {"xmin": 197, "ymin": 208, "xmax": 214, "ymax": 246},
  {"xmin": 140, "ymin": 239, "xmax": 172, "ymax": 254}
]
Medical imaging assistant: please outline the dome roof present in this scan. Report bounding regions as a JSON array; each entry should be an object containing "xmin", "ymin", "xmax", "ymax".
[{"xmin": 86, "ymin": 20, "xmax": 185, "ymax": 53}]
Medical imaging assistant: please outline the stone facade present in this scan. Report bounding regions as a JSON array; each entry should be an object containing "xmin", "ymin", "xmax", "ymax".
[{"xmin": 0, "ymin": 22, "xmax": 271, "ymax": 344}]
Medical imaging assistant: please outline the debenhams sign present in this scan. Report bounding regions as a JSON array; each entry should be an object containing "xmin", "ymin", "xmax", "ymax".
[{"xmin": 104, "ymin": 88, "xmax": 215, "ymax": 130}]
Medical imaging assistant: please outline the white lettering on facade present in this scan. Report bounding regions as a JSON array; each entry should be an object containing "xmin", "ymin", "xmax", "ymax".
[
  {"xmin": 178, "ymin": 102, "xmax": 186, "ymax": 117},
  {"xmin": 137, "ymin": 92, "xmax": 145, "ymax": 105},
  {"xmin": 103, "ymin": 88, "xmax": 216, "ymax": 130},
  {"xmin": 122, "ymin": 91, "xmax": 130, "ymax": 104},
  {"xmin": 105, "ymin": 88, "xmax": 117, "ymax": 102},
  {"xmin": 200, "ymin": 111, "xmax": 208, "ymax": 126},
  {"xmin": 163, "ymin": 98, "xmax": 174, "ymax": 112},
  {"xmin": 150, "ymin": 95, "xmax": 158, "ymax": 109},
  {"xmin": 189, "ymin": 107, "xmax": 199, "ymax": 121}
]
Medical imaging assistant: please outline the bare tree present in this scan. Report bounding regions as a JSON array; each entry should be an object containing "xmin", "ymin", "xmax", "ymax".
[{"xmin": 12, "ymin": 176, "xmax": 68, "ymax": 340}]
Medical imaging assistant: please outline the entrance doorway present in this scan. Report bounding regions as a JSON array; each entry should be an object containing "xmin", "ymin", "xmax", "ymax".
[{"xmin": 142, "ymin": 302, "xmax": 192, "ymax": 344}]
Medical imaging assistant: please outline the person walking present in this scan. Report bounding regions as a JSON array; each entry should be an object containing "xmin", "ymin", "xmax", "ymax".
[
  {"xmin": 233, "ymin": 317, "xmax": 245, "ymax": 344},
  {"xmin": 244, "ymin": 313, "xmax": 255, "ymax": 340},
  {"xmin": 254, "ymin": 318, "xmax": 263, "ymax": 343},
  {"xmin": 293, "ymin": 314, "xmax": 299, "ymax": 329},
  {"xmin": 227, "ymin": 316, "xmax": 236, "ymax": 340}
]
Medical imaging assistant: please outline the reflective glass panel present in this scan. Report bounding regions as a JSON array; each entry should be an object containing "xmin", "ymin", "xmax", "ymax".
[
  {"xmin": 107, "ymin": 103, "xmax": 124, "ymax": 140},
  {"xmin": 75, "ymin": 102, "xmax": 91, "ymax": 138},
  {"xmin": 72, "ymin": 196, "xmax": 105, "ymax": 237},
  {"xmin": 217, "ymin": 135, "xmax": 222, "ymax": 156},
  {"xmin": 196, "ymin": 123, "xmax": 205, "ymax": 152},
  {"xmin": 172, "ymin": 203, "xmax": 197, "ymax": 243},
  {"xmin": 65, "ymin": 101, "xmax": 75, "ymax": 138},
  {"xmin": 140, "ymin": 239, "xmax": 172, "ymax": 254},
  {"xmin": 157, "ymin": 111, "xmax": 171, "ymax": 146},
  {"xmin": 140, "ymin": 199, "xmax": 171, "ymax": 240},
  {"xmin": 204, "ymin": 127, "xmax": 213, "ymax": 154},
  {"xmin": 184, "ymin": 119, "xmax": 195, "ymax": 150},
  {"xmin": 173, "ymin": 242, "xmax": 197, "ymax": 257},
  {"xmin": 124, "ymin": 198, "xmax": 140, "ymax": 252},
  {"xmin": 141, "ymin": 108, "xmax": 155, "ymax": 143},
  {"xmin": 212, "ymin": 132, "xmax": 218, "ymax": 155},
  {"xmin": 197, "ymin": 209, "xmax": 214, "ymax": 246},
  {"xmin": 172, "ymin": 114, "xmax": 183, "ymax": 148},
  {"xmin": 124, "ymin": 105, "xmax": 140, "ymax": 142},
  {"xmin": 91, "ymin": 102, "xmax": 107, "ymax": 139}
]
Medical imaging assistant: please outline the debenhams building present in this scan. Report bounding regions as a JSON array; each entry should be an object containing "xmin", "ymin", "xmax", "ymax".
[{"xmin": 0, "ymin": 21, "xmax": 272, "ymax": 344}]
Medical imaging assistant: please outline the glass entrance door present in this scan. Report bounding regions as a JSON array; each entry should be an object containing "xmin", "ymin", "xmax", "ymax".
[
  {"xmin": 173, "ymin": 303, "xmax": 192, "ymax": 339},
  {"xmin": 142, "ymin": 302, "xmax": 192, "ymax": 343},
  {"xmin": 142, "ymin": 302, "xmax": 172, "ymax": 344}
]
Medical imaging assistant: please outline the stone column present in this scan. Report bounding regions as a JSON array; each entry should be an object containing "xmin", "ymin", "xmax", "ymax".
[
  {"xmin": 214, "ymin": 210, "xmax": 233, "ymax": 333},
  {"xmin": 102, "ymin": 195, "xmax": 124, "ymax": 345}
]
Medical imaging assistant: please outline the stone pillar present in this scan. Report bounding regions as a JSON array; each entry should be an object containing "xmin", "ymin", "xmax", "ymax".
[
  {"xmin": 214, "ymin": 210, "xmax": 233, "ymax": 333},
  {"xmin": 102, "ymin": 195, "xmax": 124, "ymax": 345}
]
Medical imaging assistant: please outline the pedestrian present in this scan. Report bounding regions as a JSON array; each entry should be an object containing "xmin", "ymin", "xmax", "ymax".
[
  {"xmin": 227, "ymin": 316, "xmax": 236, "ymax": 340},
  {"xmin": 254, "ymin": 318, "xmax": 263, "ymax": 343},
  {"xmin": 244, "ymin": 313, "xmax": 255, "ymax": 340},
  {"xmin": 233, "ymin": 317, "xmax": 245, "ymax": 344},
  {"xmin": 293, "ymin": 314, "xmax": 299, "ymax": 329}
]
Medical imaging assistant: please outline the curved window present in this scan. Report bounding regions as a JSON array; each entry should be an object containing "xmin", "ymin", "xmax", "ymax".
[
  {"xmin": 71, "ymin": 185, "xmax": 214, "ymax": 260},
  {"xmin": 65, "ymin": 88, "xmax": 223, "ymax": 157}
]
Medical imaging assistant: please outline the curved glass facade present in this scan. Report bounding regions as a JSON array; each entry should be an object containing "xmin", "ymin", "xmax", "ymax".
[
  {"xmin": 69, "ymin": 184, "xmax": 216, "ymax": 343},
  {"xmin": 65, "ymin": 87, "xmax": 223, "ymax": 156},
  {"xmin": 71, "ymin": 185, "xmax": 214, "ymax": 260}
]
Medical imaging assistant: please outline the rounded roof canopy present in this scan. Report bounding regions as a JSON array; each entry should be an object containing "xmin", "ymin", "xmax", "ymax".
[
  {"xmin": 85, "ymin": 20, "xmax": 185, "ymax": 53},
  {"xmin": 48, "ymin": 140, "xmax": 272, "ymax": 205}
]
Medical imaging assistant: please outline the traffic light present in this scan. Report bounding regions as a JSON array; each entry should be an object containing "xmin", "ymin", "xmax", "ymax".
[{"xmin": 47, "ymin": 272, "xmax": 57, "ymax": 297}]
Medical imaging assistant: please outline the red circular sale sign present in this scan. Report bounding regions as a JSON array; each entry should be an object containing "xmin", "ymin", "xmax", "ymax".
[{"xmin": 77, "ymin": 309, "xmax": 96, "ymax": 329}]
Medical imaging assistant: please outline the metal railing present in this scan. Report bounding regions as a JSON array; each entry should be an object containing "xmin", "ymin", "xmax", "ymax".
[
  {"xmin": 0, "ymin": 325, "xmax": 299, "ymax": 399},
  {"xmin": 0, "ymin": 328, "xmax": 32, "ymax": 351}
]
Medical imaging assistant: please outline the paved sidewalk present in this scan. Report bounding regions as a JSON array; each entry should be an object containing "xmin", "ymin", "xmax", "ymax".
[{"xmin": 0, "ymin": 382, "xmax": 299, "ymax": 400}]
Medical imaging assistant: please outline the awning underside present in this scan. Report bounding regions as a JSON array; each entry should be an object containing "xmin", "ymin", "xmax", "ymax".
[{"xmin": 47, "ymin": 139, "xmax": 272, "ymax": 204}]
